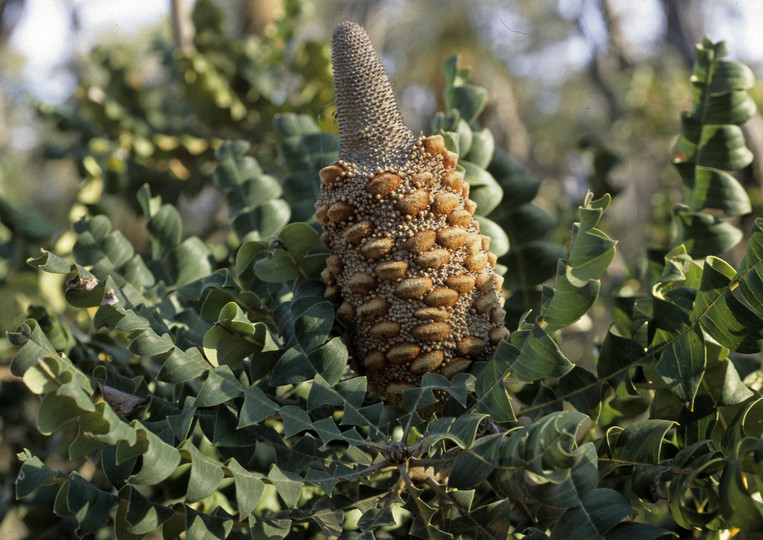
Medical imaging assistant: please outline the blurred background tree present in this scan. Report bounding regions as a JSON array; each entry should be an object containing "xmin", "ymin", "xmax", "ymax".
[{"xmin": 0, "ymin": 0, "xmax": 761, "ymax": 536}]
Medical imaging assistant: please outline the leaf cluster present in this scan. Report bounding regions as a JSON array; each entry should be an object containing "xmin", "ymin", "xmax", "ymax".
[{"xmin": 3, "ymin": 21, "xmax": 763, "ymax": 540}]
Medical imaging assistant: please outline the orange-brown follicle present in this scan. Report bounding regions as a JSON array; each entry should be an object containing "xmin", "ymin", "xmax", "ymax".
[{"xmin": 315, "ymin": 134, "xmax": 508, "ymax": 403}]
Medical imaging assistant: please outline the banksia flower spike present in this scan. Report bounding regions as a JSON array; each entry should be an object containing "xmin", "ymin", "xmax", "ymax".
[{"xmin": 316, "ymin": 21, "xmax": 508, "ymax": 404}]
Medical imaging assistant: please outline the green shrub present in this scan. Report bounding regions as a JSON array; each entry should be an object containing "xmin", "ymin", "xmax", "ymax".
[{"xmin": 5, "ymin": 17, "xmax": 763, "ymax": 540}]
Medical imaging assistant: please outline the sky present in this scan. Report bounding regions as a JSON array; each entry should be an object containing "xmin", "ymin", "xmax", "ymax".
[
  {"xmin": 8, "ymin": 0, "xmax": 169, "ymax": 102},
  {"xmin": 5, "ymin": 0, "xmax": 763, "ymax": 104}
]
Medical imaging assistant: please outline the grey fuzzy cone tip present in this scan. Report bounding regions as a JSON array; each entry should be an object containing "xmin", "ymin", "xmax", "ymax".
[{"xmin": 332, "ymin": 21, "xmax": 416, "ymax": 169}]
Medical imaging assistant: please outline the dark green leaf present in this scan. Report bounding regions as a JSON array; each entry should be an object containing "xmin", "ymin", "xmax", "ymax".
[
  {"xmin": 127, "ymin": 422, "xmax": 182, "ymax": 485},
  {"xmin": 448, "ymin": 433, "xmax": 503, "ymax": 489},
  {"xmin": 464, "ymin": 128, "xmax": 495, "ymax": 169},
  {"xmin": 446, "ymin": 84, "xmax": 487, "ymax": 123},
  {"xmin": 157, "ymin": 347, "xmax": 210, "ymax": 383},
  {"xmin": 655, "ymin": 324, "xmax": 705, "ymax": 408},
  {"xmin": 195, "ymin": 366, "xmax": 246, "ymax": 407},
  {"xmin": 239, "ymin": 386, "xmax": 279, "ymax": 427},
  {"xmin": 180, "ymin": 441, "xmax": 224, "ymax": 503},
  {"xmin": 147, "ymin": 204, "xmax": 182, "ymax": 255},
  {"xmin": 697, "ymin": 125, "xmax": 754, "ymax": 171},
  {"xmin": 720, "ymin": 457, "xmax": 763, "ymax": 531},
  {"xmin": 461, "ymin": 161, "xmax": 502, "ymax": 215},
  {"xmin": 541, "ymin": 267, "xmax": 600, "ymax": 331},
  {"xmin": 473, "ymin": 341, "xmax": 517, "ymax": 422},
  {"xmin": 226, "ymin": 458, "xmax": 264, "ymax": 519},
  {"xmin": 185, "ymin": 505, "xmax": 233, "ymax": 539},
  {"xmin": 169, "ymin": 236, "xmax": 213, "ymax": 286},
  {"xmin": 280, "ymin": 405, "xmax": 313, "ymax": 438},
  {"xmin": 16, "ymin": 451, "xmax": 64, "ymax": 498},
  {"xmin": 67, "ymin": 473, "xmax": 120, "ymax": 536},
  {"xmin": 674, "ymin": 210, "xmax": 743, "ymax": 258},
  {"xmin": 697, "ymin": 256, "xmax": 763, "ymax": 353},
  {"xmin": 120, "ymin": 485, "xmax": 174, "ymax": 535},
  {"xmin": 26, "ymin": 249, "xmax": 74, "ymax": 273},
  {"xmin": 213, "ymin": 140, "xmax": 262, "ymax": 188},
  {"xmin": 268, "ymin": 465, "xmax": 303, "ymax": 508},
  {"xmin": 676, "ymin": 164, "xmax": 751, "ymax": 215},
  {"xmin": 510, "ymin": 324, "xmax": 573, "ymax": 382},
  {"xmin": 612, "ymin": 419, "xmax": 674, "ymax": 465}
]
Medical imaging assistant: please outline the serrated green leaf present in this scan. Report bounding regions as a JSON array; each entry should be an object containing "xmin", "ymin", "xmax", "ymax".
[
  {"xmin": 556, "ymin": 366, "xmax": 602, "ymax": 415},
  {"xmin": 446, "ymin": 84, "xmax": 487, "ymax": 124},
  {"xmin": 655, "ymin": 324, "xmax": 706, "ymax": 408},
  {"xmin": 101, "ymin": 445, "xmax": 137, "ymax": 489},
  {"xmin": 180, "ymin": 441, "xmax": 224, "ymax": 503},
  {"xmin": 675, "ymin": 210, "xmax": 743, "ymax": 258},
  {"xmin": 9, "ymin": 320, "xmax": 58, "ymax": 376},
  {"xmin": 357, "ymin": 505, "xmax": 397, "ymax": 531},
  {"xmin": 311, "ymin": 417, "xmax": 344, "ymax": 445},
  {"xmin": 114, "ymin": 498, "xmax": 142, "ymax": 540},
  {"xmin": 147, "ymin": 203, "xmax": 182, "ymax": 255},
  {"xmin": 280, "ymin": 405, "xmax": 313, "ymax": 438},
  {"xmin": 676, "ymin": 162, "xmax": 751, "ymax": 215},
  {"xmin": 234, "ymin": 199, "xmax": 291, "ymax": 241},
  {"xmin": 510, "ymin": 324, "xmax": 573, "ymax": 382},
  {"xmin": 119, "ymin": 485, "xmax": 175, "ymax": 535},
  {"xmin": 469, "ymin": 498, "xmax": 512, "ymax": 540},
  {"xmin": 696, "ymin": 256, "xmax": 763, "ymax": 353},
  {"xmin": 169, "ymin": 236, "xmax": 213, "ymax": 286},
  {"xmin": 697, "ymin": 125, "xmax": 754, "ymax": 171},
  {"xmin": 551, "ymin": 488, "xmax": 635, "ymax": 539},
  {"xmin": 268, "ymin": 465, "xmax": 303, "ymax": 508},
  {"xmin": 127, "ymin": 327, "xmax": 175, "ymax": 356},
  {"xmin": 127, "ymin": 422, "xmax": 182, "ymax": 485},
  {"xmin": 203, "ymin": 303, "xmax": 266, "ymax": 368},
  {"xmin": 225, "ymin": 458, "xmax": 264, "ymax": 519},
  {"xmin": 70, "ymin": 401, "xmax": 138, "ymax": 458},
  {"xmin": 294, "ymin": 300, "xmax": 335, "ymax": 354},
  {"xmin": 167, "ymin": 400, "xmax": 196, "ymax": 442},
  {"xmin": 157, "ymin": 347, "xmax": 210, "ymax": 383},
  {"xmin": 66, "ymin": 473, "xmax": 120, "ymax": 536},
  {"xmin": 239, "ymin": 386, "xmax": 279, "ymax": 427},
  {"xmin": 541, "ymin": 266, "xmax": 600, "ymax": 331},
  {"xmin": 37, "ymin": 381, "xmax": 96, "ymax": 435},
  {"xmin": 473, "ymin": 341, "xmax": 516, "ymax": 422},
  {"xmin": 185, "ymin": 505, "xmax": 234, "ymax": 539},
  {"xmin": 736, "ymin": 218, "xmax": 763, "ymax": 310},
  {"xmin": 611, "ymin": 419, "xmax": 674, "ymax": 465},
  {"xmin": 720, "ymin": 457, "xmax": 763, "ymax": 531},
  {"xmin": 26, "ymin": 248, "xmax": 74, "ymax": 273},
  {"xmin": 195, "ymin": 366, "xmax": 245, "ymax": 407},
  {"xmin": 269, "ymin": 346, "xmax": 311, "ymax": 386},
  {"xmin": 15, "ymin": 451, "xmax": 64, "ymax": 498},
  {"xmin": 448, "ymin": 433, "xmax": 503, "ymax": 489}
]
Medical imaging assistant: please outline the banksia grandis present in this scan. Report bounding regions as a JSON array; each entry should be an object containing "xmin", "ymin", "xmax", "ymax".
[{"xmin": 316, "ymin": 21, "xmax": 508, "ymax": 403}]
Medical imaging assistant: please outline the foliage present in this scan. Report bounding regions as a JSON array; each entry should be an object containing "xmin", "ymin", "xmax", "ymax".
[
  {"xmin": 36, "ymin": 0, "xmax": 333, "ymax": 214},
  {"xmin": 3, "ymin": 12, "xmax": 763, "ymax": 539}
]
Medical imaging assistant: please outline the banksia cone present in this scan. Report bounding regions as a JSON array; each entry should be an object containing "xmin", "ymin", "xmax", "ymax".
[{"xmin": 316, "ymin": 21, "xmax": 508, "ymax": 403}]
